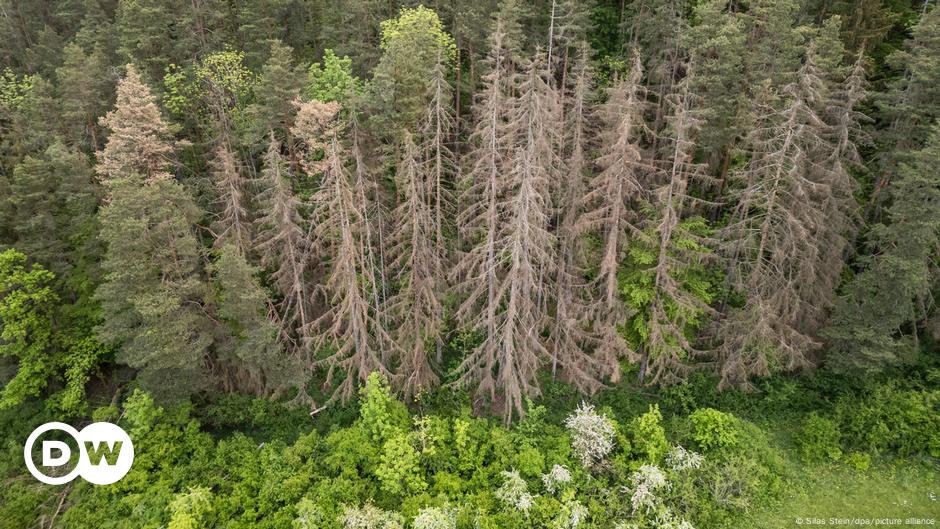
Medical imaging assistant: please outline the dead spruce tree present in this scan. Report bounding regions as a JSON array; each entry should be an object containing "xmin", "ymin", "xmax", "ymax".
[
  {"xmin": 549, "ymin": 43, "xmax": 608, "ymax": 394},
  {"xmin": 717, "ymin": 49, "xmax": 837, "ymax": 388},
  {"xmin": 210, "ymin": 143, "xmax": 252, "ymax": 253},
  {"xmin": 579, "ymin": 51, "xmax": 649, "ymax": 381},
  {"xmin": 421, "ymin": 51, "xmax": 457, "ymax": 259},
  {"xmin": 295, "ymin": 100, "xmax": 394, "ymax": 403},
  {"xmin": 627, "ymin": 71, "xmax": 716, "ymax": 386},
  {"xmin": 387, "ymin": 132, "xmax": 444, "ymax": 398},
  {"xmin": 254, "ymin": 136, "xmax": 311, "ymax": 353},
  {"xmin": 454, "ymin": 22, "xmax": 516, "ymax": 406},
  {"xmin": 455, "ymin": 26, "xmax": 560, "ymax": 421}
]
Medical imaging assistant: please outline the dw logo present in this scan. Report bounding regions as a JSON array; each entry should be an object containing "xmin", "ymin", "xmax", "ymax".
[{"xmin": 23, "ymin": 422, "xmax": 134, "ymax": 485}]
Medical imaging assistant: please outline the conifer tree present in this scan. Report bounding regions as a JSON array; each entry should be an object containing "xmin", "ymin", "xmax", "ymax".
[
  {"xmin": 717, "ymin": 49, "xmax": 834, "ymax": 388},
  {"xmin": 95, "ymin": 176, "xmax": 213, "ymax": 399},
  {"xmin": 549, "ymin": 44, "xmax": 608, "ymax": 393},
  {"xmin": 56, "ymin": 42, "xmax": 112, "ymax": 149},
  {"xmin": 579, "ymin": 52, "xmax": 648, "ymax": 380},
  {"xmin": 456, "ymin": 50, "xmax": 559, "ymax": 421},
  {"xmin": 245, "ymin": 40, "xmax": 306, "ymax": 148},
  {"xmin": 825, "ymin": 121, "xmax": 940, "ymax": 372},
  {"xmin": 420, "ymin": 51, "xmax": 457, "ymax": 256},
  {"xmin": 6, "ymin": 142, "xmax": 100, "ymax": 282},
  {"xmin": 254, "ymin": 136, "xmax": 311, "ymax": 352},
  {"xmin": 296, "ymin": 100, "xmax": 393, "ymax": 402},
  {"xmin": 97, "ymin": 64, "xmax": 175, "ymax": 184},
  {"xmin": 387, "ymin": 132, "xmax": 444, "ymax": 398},
  {"xmin": 622, "ymin": 73, "xmax": 716, "ymax": 385},
  {"xmin": 210, "ymin": 143, "xmax": 252, "ymax": 253},
  {"xmin": 210, "ymin": 243, "xmax": 287, "ymax": 396},
  {"xmin": 871, "ymin": 5, "xmax": 940, "ymax": 206}
]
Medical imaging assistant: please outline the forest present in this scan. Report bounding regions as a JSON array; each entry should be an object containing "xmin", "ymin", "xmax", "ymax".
[{"xmin": 0, "ymin": 0, "xmax": 938, "ymax": 527}]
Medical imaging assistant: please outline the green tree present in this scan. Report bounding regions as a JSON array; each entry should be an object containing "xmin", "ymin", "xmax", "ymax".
[
  {"xmin": 210, "ymin": 243, "xmax": 287, "ymax": 396},
  {"xmin": 245, "ymin": 40, "xmax": 306, "ymax": 147},
  {"xmin": 5, "ymin": 142, "xmax": 100, "ymax": 283},
  {"xmin": 306, "ymin": 49, "xmax": 360, "ymax": 104},
  {"xmin": 0, "ymin": 249, "xmax": 58, "ymax": 408},
  {"xmin": 95, "ymin": 177, "xmax": 213, "ymax": 399},
  {"xmin": 825, "ymin": 122, "xmax": 940, "ymax": 372},
  {"xmin": 371, "ymin": 6, "xmax": 456, "ymax": 135},
  {"xmin": 56, "ymin": 42, "xmax": 113, "ymax": 149}
]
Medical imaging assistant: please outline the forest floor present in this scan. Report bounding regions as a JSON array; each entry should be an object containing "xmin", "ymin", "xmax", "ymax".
[{"xmin": 745, "ymin": 458, "xmax": 940, "ymax": 528}]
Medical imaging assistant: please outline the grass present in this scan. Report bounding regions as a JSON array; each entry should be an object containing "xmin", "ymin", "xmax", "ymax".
[{"xmin": 745, "ymin": 459, "xmax": 940, "ymax": 528}]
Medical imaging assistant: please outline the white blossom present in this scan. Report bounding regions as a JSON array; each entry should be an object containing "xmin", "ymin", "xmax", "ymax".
[
  {"xmin": 564, "ymin": 403, "xmax": 616, "ymax": 468},
  {"xmin": 567, "ymin": 500, "xmax": 588, "ymax": 528},
  {"xmin": 625, "ymin": 465, "xmax": 668, "ymax": 514},
  {"xmin": 665, "ymin": 445, "xmax": 704, "ymax": 472},
  {"xmin": 413, "ymin": 506, "xmax": 457, "ymax": 529},
  {"xmin": 541, "ymin": 464, "xmax": 573, "ymax": 494},
  {"xmin": 496, "ymin": 469, "xmax": 536, "ymax": 512},
  {"xmin": 340, "ymin": 503, "xmax": 404, "ymax": 529},
  {"xmin": 653, "ymin": 508, "xmax": 696, "ymax": 529}
]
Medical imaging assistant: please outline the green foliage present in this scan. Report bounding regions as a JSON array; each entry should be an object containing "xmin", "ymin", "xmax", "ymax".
[
  {"xmin": 619, "ymin": 217, "xmax": 717, "ymax": 358},
  {"xmin": 306, "ymin": 49, "xmax": 360, "ymax": 104},
  {"xmin": 832, "ymin": 383, "xmax": 940, "ymax": 457},
  {"xmin": 795, "ymin": 412, "xmax": 843, "ymax": 462},
  {"xmin": 689, "ymin": 408, "xmax": 739, "ymax": 453},
  {"xmin": 0, "ymin": 249, "xmax": 57, "ymax": 408},
  {"xmin": 375, "ymin": 432, "xmax": 427, "ymax": 496},
  {"xmin": 360, "ymin": 372, "xmax": 410, "ymax": 444},
  {"xmin": 627, "ymin": 404, "xmax": 669, "ymax": 465},
  {"xmin": 0, "ymin": 68, "xmax": 36, "ymax": 114},
  {"xmin": 168, "ymin": 486, "xmax": 215, "ymax": 529}
]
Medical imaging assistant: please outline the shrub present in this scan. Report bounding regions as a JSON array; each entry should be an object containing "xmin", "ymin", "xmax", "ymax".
[
  {"xmin": 688, "ymin": 408, "xmax": 738, "ymax": 452},
  {"xmin": 795, "ymin": 412, "xmax": 842, "ymax": 462},
  {"xmin": 629, "ymin": 405, "xmax": 669, "ymax": 464},
  {"xmin": 844, "ymin": 452, "xmax": 871, "ymax": 471},
  {"xmin": 564, "ymin": 403, "xmax": 616, "ymax": 469},
  {"xmin": 495, "ymin": 470, "xmax": 535, "ymax": 512}
]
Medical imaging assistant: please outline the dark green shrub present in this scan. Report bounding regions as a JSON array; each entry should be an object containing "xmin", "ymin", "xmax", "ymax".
[{"xmin": 795, "ymin": 412, "xmax": 842, "ymax": 461}]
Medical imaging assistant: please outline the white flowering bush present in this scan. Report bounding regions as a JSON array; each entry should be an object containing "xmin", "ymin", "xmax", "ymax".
[
  {"xmin": 626, "ymin": 465, "xmax": 668, "ymax": 514},
  {"xmin": 541, "ymin": 464, "xmax": 573, "ymax": 494},
  {"xmin": 665, "ymin": 445, "xmax": 704, "ymax": 472},
  {"xmin": 566, "ymin": 500, "xmax": 588, "ymax": 529},
  {"xmin": 412, "ymin": 506, "xmax": 457, "ymax": 529},
  {"xmin": 340, "ymin": 503, "xmax": 404, "ymax": 529},
  {"xmin": 653, "ymin": 508, "xmax": 696, "ymax": 529},
  {"xmin": 564, "ymin": 403, "xmax": 616, "ymax": 468},
  {"xmin": 495, "ymin": 469, "xmax": 535, "ymax": 512}
]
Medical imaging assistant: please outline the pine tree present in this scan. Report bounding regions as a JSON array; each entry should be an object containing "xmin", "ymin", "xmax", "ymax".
[
  {"xmin": 579, "ymin": 52, "xmax": 648, "ymax": 380},
  {"xmin": 622, "ymin": 72, "xmax": 716, "ymax": 385},
  {"xmin": 210, "ymin": 243, "xmax": 287, "ymax": 396},
  {"xmin": 97, "ymin": 64, "xmax": 175, "ymax": 184},
  {"xmin": 245, "ymin": 40, "xmax": 306, "ymax": 148},
  {"xmin": 6, "ymin": 142, "xmax": 100, "ymax": 282},
  {"xmin": 549, "ymin": 43, "xmax": 608, "ymax": 394},
  {"xmin": 296, "ymin": 100, "xmax": 393, "ymax": 403},
  {"xmin": 420, "ymin": 50, "xmax": 457, "ymax": 257},
  {"xmin": 686, "ymin": 0, "xmax": 747, "ymax": 172},
  {"xmin": 870, "ymin": 4, "xmax": 940, "ymax": 207},
  {"xmin": 456, "ymin": 51, "xmax": 559, "ymax": 422},
  {"xmin": 56, "ymin": 42, "xmax": 113, "ymax": 150}
]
